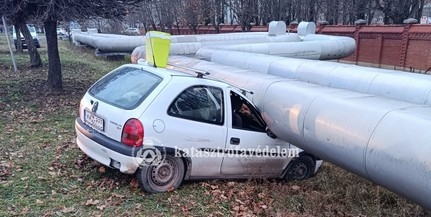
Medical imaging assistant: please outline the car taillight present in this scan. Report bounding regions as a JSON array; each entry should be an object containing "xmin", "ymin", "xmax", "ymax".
[{"xmin": 121, "ymin": 118, "xmax": 144, "ymax": 147}]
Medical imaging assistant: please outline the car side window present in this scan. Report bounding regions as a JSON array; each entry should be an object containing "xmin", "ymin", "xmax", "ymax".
[
  {"xmin": 230, "ymin": 91, "xmax": 266, "ymax": 132},
  {"xmin": 168, "ymin": 85, "xmax": 224, "ymax": 125}
]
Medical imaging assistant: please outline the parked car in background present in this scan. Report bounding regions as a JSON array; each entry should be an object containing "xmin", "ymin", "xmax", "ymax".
[
  {"xmin": 57, "ymin": 27, "xmax": 64, "ymax": 35},
  {"xmin": 75, "ymin": 62, "xmax": 323, "ymax": 193},
  {"xmin": 12, "ymin": 25, "xmax": 40, "ymax": 49},
  {"xmin": 122, "ymin": 27, "xmax": 140, "ymax": 35},
  {"xmin": 56, "ymin": 27, "xmax": 69, "ymax": 40}
]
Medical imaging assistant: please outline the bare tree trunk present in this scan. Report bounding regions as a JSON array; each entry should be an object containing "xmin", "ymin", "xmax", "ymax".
[
  {"xmin": 367, "ymin": 8, "xmax": 375, "ymax": 24},
  {"xmin": 18, "ymin": 22, "xmax": 41, "ymax": 68},
  {"xmin": 356, "ymin": 0, "xmax": 367, "ymax": 20},
  {"xmin": 333, "ymin": 0, "xmax": 339, "ymax": 24},
  {"xmin": 308, "ymin": 0, "xmax": 316, "ymax": 22},
  {"xmin": 44, "ymin": 20, "xmax": 63, "ymax": 91},
  {"xmin": 415, "ymin": 0, "xmax": 426, "ymax": 20},
  {"xmin": 286, "ymin": 0, "xmax": 293, "ymax": 23},
  {"xmin": 376, "ymin": 0, "xmax": 425, "ymax": 24},
  {"xmin": 13, "ymin": 23, "xmax": 23, "ymax": 53},
  {"xmin": 175, "ymin": 17, "xmax": 181, "ymax": 34}
]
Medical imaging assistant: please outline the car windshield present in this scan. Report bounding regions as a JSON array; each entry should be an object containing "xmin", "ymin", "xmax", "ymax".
[{"xmin": 89, "ymin": 66, "xmax": 162, "ymax": 109}]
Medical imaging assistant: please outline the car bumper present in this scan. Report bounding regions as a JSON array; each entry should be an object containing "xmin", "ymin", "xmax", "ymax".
[
  {"xmin": 14, "ymin": 38, "xmax": 40, "ymax": 48},
  {"xmin": 75, "ymin": 118, "xmax": 141, "ymax": 174}
]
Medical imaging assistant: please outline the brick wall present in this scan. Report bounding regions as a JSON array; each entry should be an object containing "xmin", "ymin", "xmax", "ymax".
[{"xmin": 314, "ymin": 24, "xmax": 431, "ymax": 72}]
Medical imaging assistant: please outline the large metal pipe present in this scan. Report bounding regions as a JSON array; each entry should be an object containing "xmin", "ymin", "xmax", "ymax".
[
  {"xmin": 131, "ymin": 32, "xmax": 355, "ymax": 60},
  {"xmin": 196, "ymin": 49, "xmax": 431, "ymax": 105},
  {"xmin": 168, "ymin": 56, "xmax": 431, "ymax": 209},
  {"xmin": 130, "ymin": 33, "xmax": 302, "ymax": 57},
  {"xmin": 78, "ymin": 20, "xmax": 355, "ymax": 60},
  {"xmin": 73, "ymin": 32, "xmax": 274, "ymax": 52},
  {"xmin": 72, "ymin": 21, "xmax": 291, "ymax": 54},
  {"xmin": 73, "ymin": 33, "xmax": 146, "ymax": 52},
  {"xmin": 197, "ymin": 34, "xmax": 355, "ymax": 60},
  {"xmin": 188, "ymin": 21, "xmax": 355, "ymax": 60}
]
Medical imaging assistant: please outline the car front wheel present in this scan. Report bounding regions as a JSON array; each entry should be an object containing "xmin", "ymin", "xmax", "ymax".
[
  {"xmin": 136, "ymin": 155, "xmax": 185, "ymax": 193},
  {"xmin": 284, "ymin": 155, "xmax": 315, "ymax": 181}
]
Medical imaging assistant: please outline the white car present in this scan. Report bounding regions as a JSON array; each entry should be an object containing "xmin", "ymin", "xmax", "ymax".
[
  {"xmin": 12, "ymin": 25, "xmax": 40, "ymax": 49},
  {"xmin": 75, "ymin": 63, "xmax": 322, "ymax": 193},
  {"xmin": 122, "ymin": 27, "xmax": 140, "ymax": 35}
]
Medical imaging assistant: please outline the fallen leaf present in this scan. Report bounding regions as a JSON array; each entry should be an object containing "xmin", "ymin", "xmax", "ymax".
[
  {"xmin": 62, "ymin": 207, "xmax": 75, "ymax": 213},
  {"xmin": 36, "ymin": 199, "xmax": 43, "ymax": 204},
  {"xmin": 98, "ymin": 166, "xmax": 106, "ymax": 173},
  {"xmin": 85, "ymin": 199, "xmax": 100, "ymax": 206},
  {"xmin": 19, "ymin": 207, "xmax": 29, "ymax": 215},
  {"xmin": 291, "ymin": 185, "xmax": 300, "ymax": 190},
  {"xmin": 112, "ymin": 193, "xmax": 125, "ymax": 199},
  {"xmin": 96, "ymin": 205, "xmax": 106, "ymax": 210},
  {"xmin": 167, "ymin": 186, "xmax": 175, "ymax": 192},
  {"xmin": 236, "ymin": 199, "xmax": 245, "ymax": 205},
  {"xmin": 130, "ymin": 179, "xmax": 139, "ymax": 188},
  {"xmin": 181, "ymin": 205, "xmax": 190, "ymax": 212}
]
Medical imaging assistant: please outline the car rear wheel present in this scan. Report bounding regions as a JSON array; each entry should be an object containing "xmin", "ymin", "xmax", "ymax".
[
  {"xmin": 284, "ymin": 155, "xmax": 315, "ymax": 181},
  {"xmin": 136, "ymin": 155, "xmax": 185, "ymax": 193}
]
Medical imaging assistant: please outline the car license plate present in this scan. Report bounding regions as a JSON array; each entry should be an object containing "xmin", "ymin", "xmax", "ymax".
[{"xmin": 84, "ymin": 110, "xmax": 105, "ymax": 132}]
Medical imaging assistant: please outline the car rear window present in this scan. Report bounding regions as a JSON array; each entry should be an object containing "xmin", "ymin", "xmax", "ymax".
[{"xmin": 89, "ymin": 66, "xmax": 162, "ymax": 109}]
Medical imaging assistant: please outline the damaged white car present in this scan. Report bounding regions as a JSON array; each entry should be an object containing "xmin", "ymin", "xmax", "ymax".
[{"xmin": 75, "ymin": 63, "xmax": 322, "ymax": 193}]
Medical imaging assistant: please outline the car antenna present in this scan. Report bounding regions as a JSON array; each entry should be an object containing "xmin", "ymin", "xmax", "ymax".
[{"xmin": 168, "ymin": 63, "xmax": 254, "ymax": 95}]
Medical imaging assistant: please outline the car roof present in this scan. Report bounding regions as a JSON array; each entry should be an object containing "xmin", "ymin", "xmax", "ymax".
[
  {"xmin": 124, "ymin": 63, "xmax": 189, "ymax": 76},
  {"xmin": 123, "ymin": 61, "xmax": 214, "ymax": 79},
  {"xmin": 122, "ymin": 63, "xmax": 230, "ymax": 87}
]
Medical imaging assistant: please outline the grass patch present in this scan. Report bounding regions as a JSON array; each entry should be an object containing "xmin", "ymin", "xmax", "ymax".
[{"xmin": 0, "ymin": 35, "xmax": 429, "ymax": 216}]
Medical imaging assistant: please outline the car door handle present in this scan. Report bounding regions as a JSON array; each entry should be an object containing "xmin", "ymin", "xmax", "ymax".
[{"xmin": 230, "ymin": 137, "xmax": 240, "ymax": 145}]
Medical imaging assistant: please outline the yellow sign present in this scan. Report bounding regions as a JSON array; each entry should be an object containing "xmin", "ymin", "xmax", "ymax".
[{"xmin": 145, "ymin": 31, "xmax": 171, "ymax": 68}]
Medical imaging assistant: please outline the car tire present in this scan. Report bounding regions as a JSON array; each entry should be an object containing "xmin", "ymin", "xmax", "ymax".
[
  {"xmin": 136, "ymin": 155, "xmax": 185, "ymax": 193},
  {"xmin": 284, "ymin": 155, "xmax": 315, "ymax": 181}
]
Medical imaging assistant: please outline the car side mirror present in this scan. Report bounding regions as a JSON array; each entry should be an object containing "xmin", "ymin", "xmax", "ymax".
[{"xmin": 266, "ymin": 128, "xmax": 277, "ymax": 139}]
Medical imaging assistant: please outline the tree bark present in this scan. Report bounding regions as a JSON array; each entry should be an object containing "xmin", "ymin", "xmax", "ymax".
[
  {"xmin": 356, "ymin": 0, "xmax": 367, "ymax": 20},
  {"xmin": 18, "ymin": 22, "xmax": 41, "ymax": 67},
  {"xmin": 44, "ymin": 20, "xmax": 63, "ymax": 91},
  {"xmin": 13, "ymin": 24, "xmax": 23, "ymax": 53}
]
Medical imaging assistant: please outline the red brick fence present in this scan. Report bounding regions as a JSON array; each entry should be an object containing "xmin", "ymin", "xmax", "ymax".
[{"xmin": 316, "ymin": 24, "xmax": 431, "ymax": 73}]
